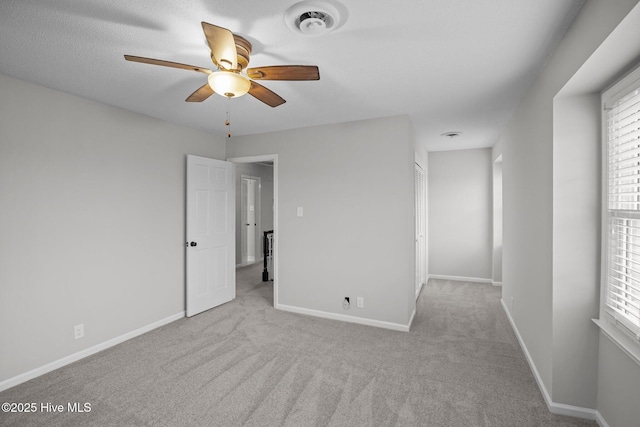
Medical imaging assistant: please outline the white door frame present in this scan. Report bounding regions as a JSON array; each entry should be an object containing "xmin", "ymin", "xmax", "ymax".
[
  {"xmin": 227, "ymin": 154, "xmax": 279, "ymax": 308},
  {"xmin": 414, "ymin": 160, "xmax": 427, "ymax": 299}
]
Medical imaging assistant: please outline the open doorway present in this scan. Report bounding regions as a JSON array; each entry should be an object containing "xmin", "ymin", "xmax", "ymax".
[{"xmin": 228, "ymin": 154, "xmax": 278, "ymax": 306}]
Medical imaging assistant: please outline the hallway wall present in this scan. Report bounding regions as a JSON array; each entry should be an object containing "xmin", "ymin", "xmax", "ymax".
[{"xmin": 428, "ymin": 148, "xmax": 493, "ymax": 281}]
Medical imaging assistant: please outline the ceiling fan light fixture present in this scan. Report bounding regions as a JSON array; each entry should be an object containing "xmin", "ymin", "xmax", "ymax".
[{"xmin": 208, "ymin": 71, "xmax": 251, "ymax": 98}]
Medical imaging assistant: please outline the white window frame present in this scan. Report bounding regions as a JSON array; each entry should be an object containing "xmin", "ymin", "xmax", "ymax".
[{"xmin": 597, "ymin": 63, "xmax": 640, "ymax": 365}]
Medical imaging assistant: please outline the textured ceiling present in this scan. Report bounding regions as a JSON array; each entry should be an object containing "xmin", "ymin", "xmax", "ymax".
[{"xmin": 0, "ymin": 0, "xmax": 584, "ymax": 151}]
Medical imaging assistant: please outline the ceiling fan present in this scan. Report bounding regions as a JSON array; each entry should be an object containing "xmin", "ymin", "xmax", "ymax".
[{"xmin": 124, "ymin": 21, "xmax": 320, "ymax": 107}]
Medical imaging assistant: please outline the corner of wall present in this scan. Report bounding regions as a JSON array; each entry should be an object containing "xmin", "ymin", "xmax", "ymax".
[{"xmin": 500, "ymin": 300, "xmax": 597, "ymax": 420}]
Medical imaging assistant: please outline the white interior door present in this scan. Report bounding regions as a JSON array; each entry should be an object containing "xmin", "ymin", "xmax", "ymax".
[{"xmin": 186, "ymin": 155, "xmax": 235, "ymax": 317}]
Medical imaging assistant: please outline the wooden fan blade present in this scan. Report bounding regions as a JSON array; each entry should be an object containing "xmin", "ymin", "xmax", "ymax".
[
  {"xmin": 185, "ymin": 83, "xmax": 215, "ymax": 102},
  {"xmin": 201, "ymin": 22, "xmax": 238, "ymax": 70},
  {"xmin": 246, "ymin": 65, "xmax": 320, "ymax": 81},
  {"xmin": 124, "ymin": 55, "xmax": 212, "ymax": 74},
  {"xmin": 248, "ymin": 81, "xmax": 286, "ymax": 107}
]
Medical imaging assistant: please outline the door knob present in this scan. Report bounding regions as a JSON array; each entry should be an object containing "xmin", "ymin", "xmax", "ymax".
[{"xmin": 190, "ymin": 241, "xmax": 197, "ymax": 247}]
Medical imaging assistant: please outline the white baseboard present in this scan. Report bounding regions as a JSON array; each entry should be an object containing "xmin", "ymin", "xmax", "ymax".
[
  {"xmin": 550, "ymin": 401, "xmax": 597, "ymax": 420},
  {"xmin": 429, "ymin": 274, "xmax": 493, "ymax": 284},
  {"xmin": 407, "ymin": 308, "xmax": 416, "ymax": 331},
  {"xmin": 276, "ymin": 304, "xmax": 411, "ymax": 332},
  {"xmin": 492, "ymin": 281, "xmax": 503, "ymax": 287},
  {"xmin": 596, "ymin": 410, "xmax": 611, "ymax": 427},
  {"xmin": 500, "ymin": 299, "xmax": 597, "ymax": 421},
  {"xmin": 0, "ymin": 311, "xmax": 185, "ymax": 393}
]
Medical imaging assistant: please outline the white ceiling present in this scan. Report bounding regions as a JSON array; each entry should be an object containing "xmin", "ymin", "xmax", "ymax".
[{"xmin": 0, "ymin": 0, "xmax": 584, "ymax": 151}]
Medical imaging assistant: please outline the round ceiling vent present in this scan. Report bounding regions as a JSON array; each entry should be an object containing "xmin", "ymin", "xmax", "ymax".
[
  {"xmin": 285, "ymin": 1, "xmax": 347, "ymax": 36},
  {"xmin": 441, "ymin": 131, "xmax": 462, "ymax": 139}
]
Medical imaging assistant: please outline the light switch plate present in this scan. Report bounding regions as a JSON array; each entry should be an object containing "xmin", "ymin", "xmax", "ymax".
[{"xmin": 297, "ymin": 207, "xmax": 303, "ymax": 217}]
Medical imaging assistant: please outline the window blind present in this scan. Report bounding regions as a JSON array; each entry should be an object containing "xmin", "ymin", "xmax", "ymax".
[{"xmin": 605, "ymin": 76, "xmax": 640, "ymax": 338}]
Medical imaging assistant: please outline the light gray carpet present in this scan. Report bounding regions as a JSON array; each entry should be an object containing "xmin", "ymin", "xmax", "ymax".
[{"xmin": 0, "ymin": 263, "xmax": 596, "ymax": 426}]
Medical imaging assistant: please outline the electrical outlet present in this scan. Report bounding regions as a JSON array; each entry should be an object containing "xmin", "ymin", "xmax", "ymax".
[
  {"xmin": 356, "ymin": 297, "xmax": 364, "ymax": 308},
  {"xmin": 343, "ymin": 297, "xmax": 350, "ymax": 309},
  {"xmin": 74, "ymin": 324, "xmax": 84, "ymax": 340}
]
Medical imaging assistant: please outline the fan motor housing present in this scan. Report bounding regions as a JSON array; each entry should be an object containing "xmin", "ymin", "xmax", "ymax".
[
  {"xmin": 232, "ymin": 35, "xmax": 252, "ymax": 70},
  {"xmin": 210, "ymin": 34, "xmax": 252, "ymax": 71}
]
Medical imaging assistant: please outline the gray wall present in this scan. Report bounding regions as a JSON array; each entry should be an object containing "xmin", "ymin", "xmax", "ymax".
[
  {"xmin": 428, "ymin": 148, "xmax": 493, "ymax": 280},
  {"xmin": 492, "ymin": 157, "xmax": 503, "ymax": 284},
  {"xmin": 493, "ymin": 0, "xmax": 640, "ymax": 421},
  {"xmin": 597, "ymin": 333, "xmax": 640, "ymax": 427},
  {"xmin": 0, "ymin": 73, "xmax": 226, "ymax": 383},
  {"xmin": 227, "ymin": 116, "xmax": 416, "ymax": 328},
  {"xmin": 552, "ymin": 93, "xmax": 600, "ymax": 408},
  {"xmin": 234, "ymin": 163, "xmax": 274, "ymax": 265}
]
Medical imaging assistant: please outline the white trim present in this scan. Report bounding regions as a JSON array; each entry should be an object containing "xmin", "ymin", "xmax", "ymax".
[
  {"xmin": 500, "ymin": 300, "xmax": 597, "ymax": 420},
  {"xmin": 602, "ymin": 61, "xmax": 640, "ymax": 109},
  {"xmin": 492, "ymin": 281, "xmax": 503, "ymax": 287},
  {"xmin": 592, "ymin": 318, "xmax": 640, "ymax": 366},
  {"xmin": 228, "ymin": 154, "xmax": 279, "ymax": 308},
  {"xmin": 0, "ymin": 311, "xmax": 184, "ymax": 393},
  {"xmin": 429, "ymin": 274, "xmax": 493, "ymax": 284},
  {"xmin": 414, "ymin": 159, "xmax": 427, "ymax": 302},
  {"xmin": 596, "ymin": 411, "xmax": 611, "ymax": 427},
  {"xmin": 599, "ymin": 62, "xmax": 640, "ymax": 355},
  {"xmin": 227, "ymin": 155, "xmax": 276, "ymax": 164},
  {"xmin": 414, "ymin": 151, "xmax": 427, "ymax": 170},
  {"xmin": 407, "ymin": 307, "xmax": 416, "ymax": 331},
  {"xmin": 277, "ymin": 304, "xmax": 411, "ymax": 332},
  {"xmin": 550, "ymin": 402, "xmax": 596, "ymax": 420}
]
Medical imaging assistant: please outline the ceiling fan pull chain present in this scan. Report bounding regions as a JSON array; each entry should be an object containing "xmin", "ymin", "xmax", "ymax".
[{"xmin": 226, "ymin": 96, "xmax": 232, "ymax": 138}]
